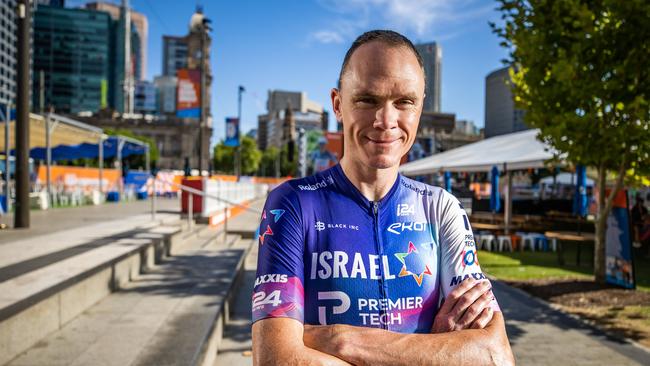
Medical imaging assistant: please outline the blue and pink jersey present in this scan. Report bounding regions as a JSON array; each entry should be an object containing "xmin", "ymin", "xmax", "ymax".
[{"xmin": 252, "ymin": 164, "xmax": 499, "ymax": 333}]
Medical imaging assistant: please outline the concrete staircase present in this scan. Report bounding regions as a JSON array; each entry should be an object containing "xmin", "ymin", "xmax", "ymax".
[{"xmin": 0, "ymin": 207, "xmax": 260, "ymax": 366}]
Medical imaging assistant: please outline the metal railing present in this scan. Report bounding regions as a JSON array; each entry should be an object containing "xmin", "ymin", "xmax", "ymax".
[{"xmin": 150, "ymin": 177, "xmax": 263, "ymax": 233}]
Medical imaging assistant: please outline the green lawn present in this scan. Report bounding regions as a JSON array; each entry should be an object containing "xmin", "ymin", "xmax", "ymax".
[{"xmin": 479, "ymin": 245, "xmax": 649, "ymax": 292}]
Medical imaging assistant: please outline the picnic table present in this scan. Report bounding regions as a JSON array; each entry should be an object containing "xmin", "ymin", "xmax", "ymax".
[
  {"xmin": 471, "ymin": 222, "xmax": 505, "ymax": 231},
  {"xmin": 545, "ymin": 230, "xmax": 595, "ymax": 266}
]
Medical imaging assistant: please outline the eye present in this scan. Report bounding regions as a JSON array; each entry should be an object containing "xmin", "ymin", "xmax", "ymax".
[
  {"xmin": 396, "ymin": 99, "xmax": 415, "ymax": 107},
  {"xmin": 354, "ymin": 96, "xmax": 376, "ymax": 105}
]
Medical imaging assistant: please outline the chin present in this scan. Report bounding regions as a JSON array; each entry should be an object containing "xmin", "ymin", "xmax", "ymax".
[{"xmin": 365, "ymin": 155, "xmax": 399, "ymax": 170}]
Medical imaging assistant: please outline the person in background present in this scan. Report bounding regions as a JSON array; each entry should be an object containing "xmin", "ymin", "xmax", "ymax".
[{"xmin": 310, "ymin": 136, "xmax": 338, "ymax": 173}]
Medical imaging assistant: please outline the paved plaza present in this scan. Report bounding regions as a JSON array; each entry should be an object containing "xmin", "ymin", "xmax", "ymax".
[{"xmin": 0, "ymin": 197, "xmax": 648, "ymax": 365}]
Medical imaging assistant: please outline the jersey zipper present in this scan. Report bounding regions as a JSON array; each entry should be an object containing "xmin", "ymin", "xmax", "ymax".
[{"xmin": 372, "ymin": 201, "xmax": 389, "ymax": 330}]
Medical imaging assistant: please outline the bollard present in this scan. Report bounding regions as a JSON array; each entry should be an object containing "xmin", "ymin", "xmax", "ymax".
[{"xmin": 188, "ymin": 192, "xmax": 193, "ymax": 230}]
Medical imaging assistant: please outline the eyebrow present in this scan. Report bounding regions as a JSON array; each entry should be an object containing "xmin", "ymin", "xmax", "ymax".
[{"xmin": 352, "ymin": 92, "xmax": 419, "ymax": 100}]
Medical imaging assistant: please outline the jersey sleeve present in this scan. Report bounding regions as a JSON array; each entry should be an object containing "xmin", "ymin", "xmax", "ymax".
[
  {"xmin": 252, "ymin": 182, "xmax": 306, "ymax": 324},
  {"xmin": 437, "ymin": 191, "xmax": 500, "ymax": 312}
]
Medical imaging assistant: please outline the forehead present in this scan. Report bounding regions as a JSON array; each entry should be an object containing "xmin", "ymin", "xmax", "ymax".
[{"xmin": 342, "ymin": 42, "xmax": 424, "ymax": 94}]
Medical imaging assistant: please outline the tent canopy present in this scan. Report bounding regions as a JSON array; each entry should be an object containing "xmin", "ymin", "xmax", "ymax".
[
  {"xmin": 29, "ymin": 136, "xmax": 147, "ymax": 161},
  {"xmin": 0, "ymin": 113, "xmax": 103, "ymax": 151},
  {"xmin": 399, "ymin": 129, "xmax": 561, "ymax": 175}
]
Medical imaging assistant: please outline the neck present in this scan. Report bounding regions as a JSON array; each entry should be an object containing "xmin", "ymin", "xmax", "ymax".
[{"xmin": 340, "ymin": 157, "xmax": 399, "ymax": 202}]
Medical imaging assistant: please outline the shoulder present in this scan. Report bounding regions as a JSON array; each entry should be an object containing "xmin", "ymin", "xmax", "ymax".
[
  {"xmin": 283, "ymin": 167, "xmax": 337, "ymax": 195},
  {"xmin": 399, "ymin": 175, "xmax": 454, "ymax": 203}
]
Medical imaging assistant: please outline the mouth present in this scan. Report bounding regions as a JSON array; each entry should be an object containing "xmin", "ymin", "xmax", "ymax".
[{"xmin": 366, "ymin": 136, "xmax": 400, "ymax": 147}]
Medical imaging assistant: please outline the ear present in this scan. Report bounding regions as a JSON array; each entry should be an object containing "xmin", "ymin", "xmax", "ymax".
[{"xmin": 331, "ymin": 88, "xmax": 342, "ymax": 122}]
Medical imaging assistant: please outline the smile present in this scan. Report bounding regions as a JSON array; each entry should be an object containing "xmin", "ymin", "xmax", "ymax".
[{"xmin": 367, "ymin": 137, "xmax": 399, "ymax": 146}]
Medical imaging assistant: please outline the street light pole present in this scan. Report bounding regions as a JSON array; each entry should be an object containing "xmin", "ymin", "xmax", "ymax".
[
  {"xmin": 15, "ymin": 0, "xmax": 31, "ymax": 228},
  {"xmin": 236, "ymin": 85, "xmax": 244, "ymax": 181}
]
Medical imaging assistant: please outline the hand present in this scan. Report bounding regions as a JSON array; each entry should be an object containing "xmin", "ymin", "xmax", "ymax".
[
  {"xmin": 432, "ymin": 278, "xmax": 495, "ymax": 333},
  {"xmin": 303, "ymin": 324, "xmax": 356, "ymax": 359},
  {"xmin": 303, "ymin": 324, "xmax": 346, "ymax": 357}
]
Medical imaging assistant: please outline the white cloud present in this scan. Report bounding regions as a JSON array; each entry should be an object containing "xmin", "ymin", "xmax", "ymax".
[
  {"xmin": 310, "ymin": 0, "xmax": 493, "ymax": 44},
  {"xmin": 312, "ymin": 30, "xmax": 346, "ymax": 44}
]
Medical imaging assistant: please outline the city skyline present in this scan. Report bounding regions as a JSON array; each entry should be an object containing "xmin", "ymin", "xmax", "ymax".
[{"xmin": 64, "ymin": 0, "xmax": 509, "ymax": 147}]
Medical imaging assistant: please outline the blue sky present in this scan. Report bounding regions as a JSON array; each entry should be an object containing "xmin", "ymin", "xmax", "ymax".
[{"xmin": 70, "ymin": 0, "xmax": 509, "ymax": 147}]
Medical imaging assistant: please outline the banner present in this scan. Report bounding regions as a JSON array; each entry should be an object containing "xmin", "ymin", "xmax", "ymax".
[
  {"xmin": 224, "ymin": 117, "xmax": 240, "ymax": 147},
  {"xmin": 605, "ymin": 189, "xmax": 636, "ymax": 289},
  {"xmin": 36, "ymin": 166, "xmax": 120, "ymax": 193},
  {"xmin": 176, "ymin": 69, "xmax": 201, "ymax": 118}
]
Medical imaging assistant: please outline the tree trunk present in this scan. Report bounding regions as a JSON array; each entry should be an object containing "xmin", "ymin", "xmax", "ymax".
[
  {"xmin": 593, "ymin": 158, "xmax": 627, "ymax": 284},
  {"xmin": 594, "ymin": 166, "xmax": 607, "ymax": 283}
]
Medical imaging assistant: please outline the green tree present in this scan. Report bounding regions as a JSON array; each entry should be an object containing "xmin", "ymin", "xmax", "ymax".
[
  {"xmin": 213, "ymin": 136, "xmax": 262, "ymax": 175},
  {"xmin": 257, "ymin": 144, "xmax": 298, "ymax": 177},
  {"xmin": 107, "ymin": 129, "xmax": 159, "ymax": 171},
  {"xmin": 259, "ymin": 146, "xmax": 279, "ymax": 177},
  {"xmin": 492, "ymin": 0, "xmax": 650, "ymax": 282}
]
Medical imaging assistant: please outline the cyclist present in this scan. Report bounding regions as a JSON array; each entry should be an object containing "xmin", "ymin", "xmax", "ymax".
[{"xmin": 252, "ymin": 30, "xmax": 514, "ymax": 365}]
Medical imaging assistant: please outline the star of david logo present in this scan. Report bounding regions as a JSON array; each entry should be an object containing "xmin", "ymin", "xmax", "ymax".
[
  {"xmin": 394, "ymin": 241, "xmax": 432, "ymax": 287},
  {"xmin": 259, "ymin": 225, "xmax": 273, "ymax": 245}
]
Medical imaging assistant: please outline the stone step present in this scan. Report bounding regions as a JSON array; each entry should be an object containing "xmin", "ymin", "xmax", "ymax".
[
  {"xmin": 0, "ymin": 221, "xmax": 201, "ymax": 365},
  {"xmin": 5, "ymin": 232, "xmax": 254, "ymax": 366}
]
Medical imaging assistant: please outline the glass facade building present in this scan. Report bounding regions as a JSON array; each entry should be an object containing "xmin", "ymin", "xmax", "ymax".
[
  {"xmin": 0, "ymin": 0, "xmax": 17, "ymax": 105},
  {"xmin": 32, "ymin": 5, "xmax": 140, "ymax": 114}
]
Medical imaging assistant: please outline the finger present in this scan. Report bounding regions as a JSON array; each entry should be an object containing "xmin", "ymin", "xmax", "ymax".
[
  {"xmin": 470, "ymin": 307, "xmax": 494, "ymax": 329},
  {"xmin": 456, "ymin": 289, "xmax": 494, "ymax": 329},
  {"xmin": 447, "ymin": 280, "xmax": 492, "ymax": 322},
  {"xmin": 439, "ymin": 278, "xmax": 479, "ymax": 314}
]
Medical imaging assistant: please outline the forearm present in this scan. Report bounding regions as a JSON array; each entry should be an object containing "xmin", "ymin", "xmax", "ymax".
[
  {"xmin": 305, "ymin": 313, "xmax": 513, "ymax": 366},
  {"xmin": 255, "ymin": 343, "xmax": 351, "ymax": 366},
  {"xmin": 253, "ymin": 319, "xmax": 352, "ymax": 366}
]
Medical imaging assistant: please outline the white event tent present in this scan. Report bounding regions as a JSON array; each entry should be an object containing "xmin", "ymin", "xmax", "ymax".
[
  {"xmin": 399, "ymin": 129, "xmax": 558, "ymax": 175},
  {"xmin": 399, "ymin": 129, "xmax": 563, "ymax": 233}
]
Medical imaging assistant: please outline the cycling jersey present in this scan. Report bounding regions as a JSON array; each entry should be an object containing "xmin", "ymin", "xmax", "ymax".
[{"xmin": 252, "ymin": 164, "xmax": 499, "ymax": 333}]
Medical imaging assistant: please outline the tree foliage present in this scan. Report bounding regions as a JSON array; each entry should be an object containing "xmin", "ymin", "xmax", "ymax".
[
  {"xmin": 213, "ymin": 136, "xmax": 262, "ymax": 175},
  {"xmin": 492, "ymin": 0, "xmax": 650, "ymax": 282},
  {"xmin": 492, "ymin": 0, "xmax": 650, "ymax": 179},
  {"xmin": 105, "ymin": 128, "xmax": 159, "ymax": 169},
  {"xmin": 257, "ymin": 144, "xmax": 299, "ymax": 177}
]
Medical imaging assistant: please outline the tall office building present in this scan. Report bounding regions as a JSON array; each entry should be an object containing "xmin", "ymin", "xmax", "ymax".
[
  {"xmin": 134, "ymin": 80, "xmax": 156, "ymax": 114},
  {"xmin": 484, "ymin": 66, "xmax": 528, "ymax": 138},
  {"xmin": 32, "ymin": 4, "xmax": 140, "ymax": 113},
  {"xmin": 85, "ymin": 2, "xmax": 148, "ymax": 81},
  {"xmin": 257, "ymin": 90, "xmax": 325, "ymax": 150},
  {"xmin": 32, "ymin": 5, "xmax": 112, "ymax": 113},
  {"xmin": 154, "ymin": 75, "xmax": 177, "ymax": 114},
  {"xmin": 0, "ymin": 0, "xmax": 17, "ymax": 105},
  {"xmin": 162, "ymin": 36, "xmax": 188, "ymax": 77},
  {"xmin": 415, "ymin": 42, "xmax": 442, "ymax": 113}
]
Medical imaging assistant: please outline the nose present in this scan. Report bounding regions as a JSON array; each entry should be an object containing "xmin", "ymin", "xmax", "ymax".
[{"xmin": 374, "ymin": 102, "xmax": 399, "ymax": 130}]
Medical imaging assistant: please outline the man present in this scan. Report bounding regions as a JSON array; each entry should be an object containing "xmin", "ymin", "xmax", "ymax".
[
  {"xmin": 252, "ymin": 30, "xmax": 514, "ymax": 365},
  {"xmin": 310, "ymin": 136, "xmax": 339, "ymax": 173}
]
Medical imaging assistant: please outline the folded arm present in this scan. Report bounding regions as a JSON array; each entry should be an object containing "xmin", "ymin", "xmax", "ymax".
[
  {"xmin": 253, "ymin": 318, "xmax": 352, "ymax": 366},
  {"xmin": 303, "ymin": 312, "xmax": 514, "ymax": 366}
]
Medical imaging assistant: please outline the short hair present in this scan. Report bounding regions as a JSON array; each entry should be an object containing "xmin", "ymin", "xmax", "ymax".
[{"xmin": 337, "ymin": 30, "xmax": 424, "ymax": 89}]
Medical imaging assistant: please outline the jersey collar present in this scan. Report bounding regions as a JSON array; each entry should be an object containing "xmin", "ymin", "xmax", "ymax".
[{"xmin": 331, "ymin": 163, "xmax": 402, "ymax": 211}]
